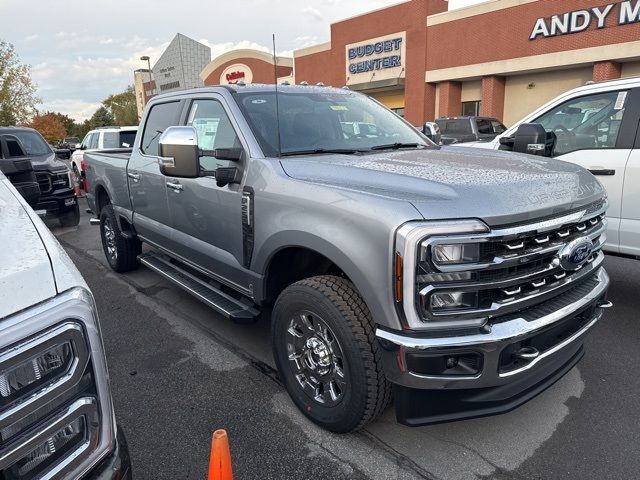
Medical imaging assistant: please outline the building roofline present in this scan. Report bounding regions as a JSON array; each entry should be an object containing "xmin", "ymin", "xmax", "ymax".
[
  {"xmin": 199, "ymin": 49, "xmax": 293, "ymax": 82},
  {"xmin": 293, "ymin": 42, "xmax": 332, "ymax": 58},
  {"xmin": 427, "ymin": 0, "xmax": 537, "ymax": 26}
]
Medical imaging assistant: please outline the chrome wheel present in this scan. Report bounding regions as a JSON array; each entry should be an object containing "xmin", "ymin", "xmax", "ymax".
[
  {"xmin": 103, "ymin": 218, "xmax": 117, "ymax": 261},
  {"xmin": 286, "ymin": 310, "xmax": 347, "ymax": 406}
]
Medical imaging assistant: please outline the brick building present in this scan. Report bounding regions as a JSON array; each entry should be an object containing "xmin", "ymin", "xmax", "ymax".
[
  {"xmin": 200, "ymin": 50, "xmax": 293, "ymax": 87},
  {"xmin": 290, "ymin": 0, "xmax": 640, "ymax": 126}
]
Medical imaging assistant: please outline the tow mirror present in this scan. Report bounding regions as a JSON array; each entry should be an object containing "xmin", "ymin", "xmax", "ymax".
[
  {"xmin": 158, "ymin": 126, "xmax": 200, "ymax": 178},
  {"xmin": 422, "ymin": 122, "xmax": 441, "ymax": 145},
  {"xmin": 505, "ymin": 123, "xmax": 555, "ymax": 157}
]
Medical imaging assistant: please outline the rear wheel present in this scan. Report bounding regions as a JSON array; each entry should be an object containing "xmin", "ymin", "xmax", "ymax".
[
  {"xmin": 272, "ymin": 275, "xmax": 391, "ymax": 433},
  {"xmin": 99, "ymin": 205, "xmax": 141, "ymax": 272},
  {"xmin": 59, "ymin": 202, "xmax": 80, "ymax": 227}
]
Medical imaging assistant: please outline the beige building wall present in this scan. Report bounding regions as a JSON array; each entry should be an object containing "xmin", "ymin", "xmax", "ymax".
[
  {"xmin": 502, "ymin": 67, "xmax": 592, "ymax": 126},
  {"xmin": 434, "ymin": 84, "xmax": 440, "ymax": 119},
  {"xmin": 461, "ymin": 80, "xmax": 482, "ymax": 102},
  {"xmin": 621, "ymin": 61, "xmax": 640, "ymax": 79}
]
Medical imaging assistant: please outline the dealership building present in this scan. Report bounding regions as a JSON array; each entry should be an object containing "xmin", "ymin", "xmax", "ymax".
[{"xmin": 199, "ymin": 0, "xmax": 640, "ymax": 126}]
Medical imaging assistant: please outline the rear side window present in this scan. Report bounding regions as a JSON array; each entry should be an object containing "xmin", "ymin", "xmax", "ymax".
[
  {"xmin": 103, "ymin": 132, "xmax": 119, "ymax": 148},
  {"xmin": 141, "ymin": 102, "xmax": 180, "ymax": 155},
  {"xmin": 89, "ymin": 133, "xmax": 99, "ymax": 149},
  {"xmin": 119, "ymin": 130, "xmax": 136, "ymax": 148},
  {"xmin": 436, "ymin": 119, "xmax": 472, "ymax": 134},
  {"xmin": 476, "ymin": 119, "xmax": 492, "ymax": 134}
]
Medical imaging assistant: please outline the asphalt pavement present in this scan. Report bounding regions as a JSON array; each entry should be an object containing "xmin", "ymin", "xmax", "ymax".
[{"xmin": 50, "ymin": 199, "xmax": 640, "ymax": 480}]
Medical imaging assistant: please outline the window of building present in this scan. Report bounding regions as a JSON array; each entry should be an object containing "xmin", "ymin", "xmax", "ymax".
[
  {"xmin": 187, "ymin": 99, "xmax": 241, "ymax": 170},
  {"xmin": 461, "ymin": 101, "xmax": 480, "ymax": 116},
  {"xmin": 140, "ymin": 101, "xmax": 181, "ymax": 155},
  {"xmin": 391, "ymin": 107, "xmax": 405, "ymax": 117},
  {"xmin": 534, "ymin": 90, "xmax": 629, "ymax": 156}
]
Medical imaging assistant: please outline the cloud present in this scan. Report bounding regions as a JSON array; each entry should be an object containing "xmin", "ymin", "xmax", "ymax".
[
  {"xmin": 39, "ymin": 99, "xmax": 102, "ymax": 121},
  {"xmin": 302, "ymin": 6, "xmax": 323, "ymax": 21},
  {"xmin": 24, "ymin": 34, "xmax": 40, "ymax": 42}
]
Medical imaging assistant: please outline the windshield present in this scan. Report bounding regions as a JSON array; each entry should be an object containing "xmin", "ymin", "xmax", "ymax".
[
  {"xmin": 235, "ymin": 90, "xmax": 429, "ymax": 156},
  {"xmin": 435, "ymin": 119, "xmax": 472, "ymax": 135},
  {"xmin": 10, "ymin": 130, "xmax": 52, "ymax": 156}
]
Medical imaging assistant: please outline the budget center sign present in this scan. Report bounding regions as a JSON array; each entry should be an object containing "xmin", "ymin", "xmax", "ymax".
[{"xmin": 345, "ymin": 32, "xmax": 406, "ymax": 85}]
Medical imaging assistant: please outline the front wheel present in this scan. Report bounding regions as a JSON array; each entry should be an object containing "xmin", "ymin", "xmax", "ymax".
[
  {"xmin": 272, "ymin": 275, "xmax": 391, "ymax": 433},
  {"xmin": 59, "ymin": 202, "xmax": 80, "ymax": 227}
]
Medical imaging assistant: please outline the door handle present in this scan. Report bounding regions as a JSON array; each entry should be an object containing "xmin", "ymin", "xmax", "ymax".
[
  {"xmin": 166, "ymin": 181, "xmax": 183, "ymax": 191},
  {"xmin": 588, "ymin": 169, "xmax": 615, "ymax": 176},
  {"xmin": 127, "ymin": 172, "xmax": 141, "ymax": 182}
]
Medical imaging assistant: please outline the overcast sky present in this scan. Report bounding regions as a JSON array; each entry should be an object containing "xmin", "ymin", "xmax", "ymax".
[{"xmin": 2, "ymin": 0, "xmax": 485, "ymax": 121}]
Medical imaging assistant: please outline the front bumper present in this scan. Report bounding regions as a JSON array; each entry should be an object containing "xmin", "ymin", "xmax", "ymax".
[
  {"xmin": 86, "ymin": 428, "xmax": 132, "ymax": 480},
  {"xmin": 34, "ymin": 187, "xmax": 77, "ymax": 218},
  {"xmin": 376, "ymin": 267, "xmax": 609, "ymax": 425}
]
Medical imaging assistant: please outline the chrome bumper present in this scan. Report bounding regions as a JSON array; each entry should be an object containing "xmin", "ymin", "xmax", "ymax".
[{"xmin": 376, "ymin": 268, "xmax": 610, "ymax": 390}]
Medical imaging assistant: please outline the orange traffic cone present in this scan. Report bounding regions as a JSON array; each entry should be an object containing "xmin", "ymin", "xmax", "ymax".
[
  {"xmin": 208, "ymin": 429, "xmax": 233, "ymax": 480},
  {"xmin": 71, "ymin": 170, "xmax": 84, "ymax": 198}
]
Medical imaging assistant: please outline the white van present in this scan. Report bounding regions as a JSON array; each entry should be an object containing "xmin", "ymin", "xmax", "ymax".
[{"xmin": 461, "ymin": 77, "xmax": 640, "ymax": 257}]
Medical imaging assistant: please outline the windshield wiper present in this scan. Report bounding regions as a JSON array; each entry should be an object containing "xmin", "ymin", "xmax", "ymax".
[
  {"xmin": 369, "ymin": 142, "xmax": 427, "ymax": 151},
  {"xmin": 280, "ymin": 148, "xmax": 364, "ymax": 157}
]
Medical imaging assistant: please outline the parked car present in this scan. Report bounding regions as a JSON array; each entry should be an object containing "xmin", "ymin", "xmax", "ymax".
[
  {"xmin": 71, "ymin": 127, "xmax": 138, "ymax": 181},
  {"xmin": 435, "ymin": 116, "xmax": 507, "ymax": 144},
  {"xmin": 0, "ymin": 134, "xmax": 40, "ymax": 207},
  {"xmin": 0, "ymin": 127, "xmax": 79, "ymax": 226},
  {"xmin": 0, "ymin": 169, "xmax": 131, "ymax": 479},
  {"xmin": 61, "ymin": 136, "xmax": 81, "ymax": 151},
  {"xmin": 85, "ymin": 85, "xmax": 610, "ymax": 433},
  {"xmin": 458, "ymin": 76, "xmax": 640, "ymax": 258}
]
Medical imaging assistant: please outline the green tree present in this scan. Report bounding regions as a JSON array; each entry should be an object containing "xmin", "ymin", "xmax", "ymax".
[
  {"xmin": 0, "ymin": 40, "xmax": 40, "ymax": 125},
  {"xmin": 89, "ymin": 106, "xmax": 114, "ymax": 129},
  {"xmin": 103, "ymin": 86, "xmax": 137, "ymax": 126}
]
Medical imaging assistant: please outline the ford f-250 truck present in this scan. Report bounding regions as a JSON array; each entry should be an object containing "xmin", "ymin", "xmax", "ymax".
[
  {"xmin": 0, "ymin": 170, "xmax": 131, "ymax": 478},
  {"xmin": 85, "ymin": 84, "xmax": 611, "ymax": 433}
]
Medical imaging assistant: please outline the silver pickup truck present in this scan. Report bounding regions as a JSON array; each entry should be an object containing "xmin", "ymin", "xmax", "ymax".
[{"xmin": 85, "ymin": 84, "xmax": 611, "ymax": 433}]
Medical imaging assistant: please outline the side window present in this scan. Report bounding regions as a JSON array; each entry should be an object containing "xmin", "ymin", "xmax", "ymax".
[
  {"xmin": 491, "ymin": 120, "xmax": 506, "ymax": 134},
  {"xmin": 141, "ymin": 101, "xmax": 181, "ymax": 155},
  {"xmin": 89, "ymin": 133, "xmax": 99, "ymax": 149},
  {"xmin": 187, "ymin": 99, "xmax": 241, "ymax": 170},
  {"xmin": 476, "ymin": 119, "xmax": 492, "ymax": 134},
  {"xmin": 6, "ymin": 138, "xmax": 24, "ymax": 157},
  {"xmin": 103, "ymin": 132, "xmax": 118, "ymax": 148},
  {"xmin": 534, "ymin": 90, "xmax": 629, "ymax": 156},
  {"xmin": 80, "ymin": 133, "xmax": 92, "ymax": 149}
]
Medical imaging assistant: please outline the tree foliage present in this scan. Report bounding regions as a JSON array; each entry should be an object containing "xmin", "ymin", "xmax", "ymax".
[
  {"xmin": 103, "ymin": 86, "xmax": 137, "ymax": 126},
  {"xmin": 0, "ymin": 40, "xmax": 40, "ymax": 125},
  {"xmin": 28, "ymin": 112, "xmax": 67, "ymax": 143},
  {"xmin": 89, "ymin": 106, "xmax": 114, "ymax": 129}
]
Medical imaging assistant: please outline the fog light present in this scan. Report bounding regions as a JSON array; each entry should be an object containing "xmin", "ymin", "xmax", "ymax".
[
  {"xmin": 432, "ymin": 244, "xmax": 480, "ymax": 264},
  {"xmin": 6, "ymin": 417, "xmax": 86, "ymax": 478},
  {"xmin": 430, "ymin": 291, "xmax": 478, "ymax": 311},
  {"xmin": 0, "ymin": 342, "xmax": 73, "ymax": 402}
]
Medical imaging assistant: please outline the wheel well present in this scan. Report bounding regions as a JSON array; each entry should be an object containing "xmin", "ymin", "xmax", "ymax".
[
  {"xmin": 264, "ymin": 247, "xmax": 348, "ymax": 305},
  {"xmin": 95, "ymin": 185, "xmax": 110, "ymax": 215}
]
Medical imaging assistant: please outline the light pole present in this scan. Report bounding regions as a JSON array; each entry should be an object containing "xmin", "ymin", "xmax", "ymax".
[{"xmin": 140, "ymin": 55, "xmax": 152, "ymax": 98}]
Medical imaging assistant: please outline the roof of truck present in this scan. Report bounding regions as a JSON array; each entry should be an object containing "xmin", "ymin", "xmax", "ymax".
[{"xmin": 150, "ymin": 83, "xmax": 355, "ymax": 101}]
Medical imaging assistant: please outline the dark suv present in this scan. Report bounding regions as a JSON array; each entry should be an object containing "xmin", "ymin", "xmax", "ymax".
[
  {"xmin": 0, "ymin": 127, "xmax": 80, "ymax": 226},
  {"xmin": 435, "ymin": 116, "xmax": 507, "ymax": 144}
]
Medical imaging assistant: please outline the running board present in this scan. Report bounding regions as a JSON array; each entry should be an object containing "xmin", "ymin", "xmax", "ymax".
[{"xmin": 138, "ymin": 252, "xmax": 260, "ymax": 323}]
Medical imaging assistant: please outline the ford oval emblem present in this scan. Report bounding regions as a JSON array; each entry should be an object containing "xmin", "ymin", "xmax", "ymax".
[{"xmin": 558, "ymin": 237, "xmax": 593, "ymax": 271}]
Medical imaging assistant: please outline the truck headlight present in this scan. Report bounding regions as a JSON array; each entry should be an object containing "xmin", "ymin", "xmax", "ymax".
[
  {"xmin": 431, "ymin": 243, "xmax": 480, "ymax": 265},
  {"xmin": 0, "ymin": 288, "xmax": 115, "ymax": 479}
]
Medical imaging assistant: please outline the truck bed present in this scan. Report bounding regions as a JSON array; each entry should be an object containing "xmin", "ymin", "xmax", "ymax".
[{"xmin": 84, "ymin": 149, "xmax": 133, "ymax": 215}]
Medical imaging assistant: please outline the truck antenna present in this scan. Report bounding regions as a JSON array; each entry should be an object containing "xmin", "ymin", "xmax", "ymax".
[{"xmin": 272, "ymin": 33, "xmax": 282, "ymax": 158}]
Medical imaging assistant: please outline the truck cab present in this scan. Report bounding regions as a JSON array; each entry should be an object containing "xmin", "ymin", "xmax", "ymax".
[
  {"xmin": 462, "ymin": 77, "xmax": 640, "ymax": 257},
  {"xmin": 0, "ymin": 171, "xmax": 131, "ymax": 479}
]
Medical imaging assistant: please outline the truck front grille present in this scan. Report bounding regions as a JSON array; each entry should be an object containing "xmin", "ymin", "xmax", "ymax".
[{"xmin": 416, "ymin": 201, "xmax": 607, "ymax": 325}]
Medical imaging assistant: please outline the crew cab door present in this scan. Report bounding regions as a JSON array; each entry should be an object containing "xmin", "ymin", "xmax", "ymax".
[
  {"xmin": 620, "ymin": 127, "xmax": 640, "ymax": 256},
  {"xmin": 128, "ymin": 100, "xmax": 182, "ymax": 249},
  {"xmin": 166, "ymin": 96, "xmax": 248, "ymax": 290},
  {"xmin": 530, "ymin": 88, "xmax": 640, "ymax": 253}
]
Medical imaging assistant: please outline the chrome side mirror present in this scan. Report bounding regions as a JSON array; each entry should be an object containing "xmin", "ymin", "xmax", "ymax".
[
  {"xmin": 158, "ymin": 126, "xmax": 200, "ymax": 178},
  {"xmin": 422, "ymin": 122, "xmax": 441, "ymax": 145}
]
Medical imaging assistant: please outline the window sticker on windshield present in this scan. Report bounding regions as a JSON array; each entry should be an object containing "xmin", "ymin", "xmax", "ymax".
[
  {"xmin": 330, "ymin": 105, "xmax": 348, "ymax": 111},
  {"xmin": 614, "ymin": 91, "xmax": 627, "ymax": 110}
]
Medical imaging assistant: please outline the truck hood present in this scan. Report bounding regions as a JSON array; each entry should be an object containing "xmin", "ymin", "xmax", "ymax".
[
  {"xmin": 0, "ymin": 176, "xmax": 85, "ymax": 319},
  {"xmin": 279, "ymin": 146, "xmax": 605, "ymax": 226},
  {"xmin": 29, "ymin": 152, "xmax": 69, "ymax": 173}
]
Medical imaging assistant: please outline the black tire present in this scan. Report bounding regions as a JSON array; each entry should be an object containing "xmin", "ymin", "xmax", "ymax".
[
  {"xmin": 59, "ymin": 202, "xmax": 80, "ymax": 227},
  {"xmin": 272, "ymin": 275, "xmax": 391, "ymax": 433},
  {"xmin": 99, "ymin": 204, "xmax": 141, "ymax": 273}
]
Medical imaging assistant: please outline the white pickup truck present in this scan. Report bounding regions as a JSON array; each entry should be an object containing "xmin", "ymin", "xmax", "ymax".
[
  {"xmin": 0, "ymin": 171, "xmax": 131, "ymax": 478},
  {"xmin": 461, "ymin": 76, "xmax": 640, "ymax": 258}
]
